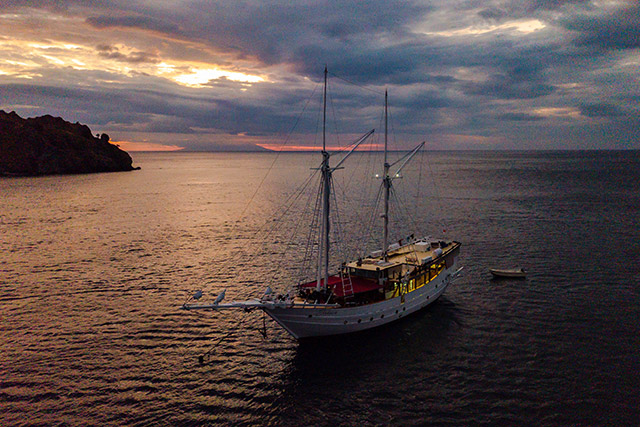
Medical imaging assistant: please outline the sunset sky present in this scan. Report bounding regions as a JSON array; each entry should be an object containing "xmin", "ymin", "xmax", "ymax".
[{"xmin": 0, "ymin": 1, "xmax": 638, "ymax": 151}]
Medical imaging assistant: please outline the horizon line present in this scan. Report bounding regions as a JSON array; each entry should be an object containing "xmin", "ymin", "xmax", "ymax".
[{"xmin": 126, "ymin": 147, "xmax": 640, "ymax": 153}]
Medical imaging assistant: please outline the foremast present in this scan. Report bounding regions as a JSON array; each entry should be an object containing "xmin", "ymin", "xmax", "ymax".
[
  {"xmin": 380, "ymin": 91, "xmax": 425, "ymax": 261},
  {"xmin": 382, "ymin": 90, "xmax": 391, "ymax": 261}
]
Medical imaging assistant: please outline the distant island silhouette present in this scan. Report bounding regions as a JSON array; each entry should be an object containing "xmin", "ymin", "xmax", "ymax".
[{"xmin": 0, "ymin": 110, "xmax": 138, "ymax": 176}]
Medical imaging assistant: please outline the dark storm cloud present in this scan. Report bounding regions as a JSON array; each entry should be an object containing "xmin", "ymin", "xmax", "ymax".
[
  {"xmin": 295, "ymin": 24, "xmax": 584, "ymax": 93},
  {"xmin": 579, "ymin": 103, "xmax": 624, "ymax": 118},
  {"xmin": 453, "ymin": 41, "xmax": 563, "ymax": 100},
  {"xmin": 2, "ymin": 0, "xmax": 639, "ymax": 149},
  {"xmin": 184, "ymin": 0, "xmax": 428, "ymax": 66},
  {"xmin": 0, "ymin": 0, "xmax": 66, "ymax": 9},
  {"xmin": 0, "ymin": 82, "xmax": 318, "ymax": 136},
  {"xmin": 475, "ymin": 0, "xmax": 591, "ymax": 22},
  {"xmin": 478, "ymin": 7, "xmax": 508, "ymax": 21},
  {"xmin": 561, "ymin": 4, "xmax": 640, "ymax": 50},
  {"xmin": 144, "ymin": 117, "xmax": 197, "ymax": 134},
  {"xmin": 524, "ymin": 0, "xmax": 591, "ymax": 12},
  {"xmin": 0, "ymin": 83, "xmax": 151, "ymax": 125},
  {"xmin": 0, "ymin": 0, "xmax": 130, "ymax": 12},
  {"xmin": 394, "ymin": 90, "xmax": 451, "ymax": 110},
  {"xmin": 498, "ymin": 112, "xmax": 544, "ymax": 121},
  {"xmin": 463, "ymin": 76, "xmax": 555, "ymax": 99},
  {"xmin": 96, "ymin": 45, "xmax": 160, "ymax": 64},
  {"xmin": 86, "ymin": 15, "xmax": 182, "ymax": 34},
  {"xmin": 297, "ymin": 42, "xmax": 444, "ymax": 85}
]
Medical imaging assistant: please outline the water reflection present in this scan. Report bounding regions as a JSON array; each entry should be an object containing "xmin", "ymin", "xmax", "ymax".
[
  {"xmin": 2, "ymin": 151, "xmax": 639, "ymax": 425},
  {"xmin": 269, "ymin": 299, "xmax": 460, "ymax": 424}
]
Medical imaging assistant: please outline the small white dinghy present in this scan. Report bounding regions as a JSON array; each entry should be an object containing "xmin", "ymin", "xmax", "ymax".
[{"xmin": 489, "ymin": 268, "xmax": 526, "ymax": 279}]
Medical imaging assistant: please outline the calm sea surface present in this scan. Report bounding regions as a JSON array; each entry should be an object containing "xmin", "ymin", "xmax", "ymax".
[{"xmin": 1, "ymin": 151, "xmax": 639, "ymax": 426}]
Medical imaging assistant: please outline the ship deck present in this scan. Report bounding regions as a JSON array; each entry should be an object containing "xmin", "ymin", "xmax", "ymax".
[
  {"xmin": 346, "ymin": 239, "xmax": 456, "ymax": 271},
  {"xmin": 298, "ymin": 239, "xmax": 460, "ymax": 299}
]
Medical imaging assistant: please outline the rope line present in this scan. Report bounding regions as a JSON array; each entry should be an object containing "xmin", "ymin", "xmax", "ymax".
[
  {"xmin": 327, "ymin": 71, "xmax": 385, "ymax": 95},
  {"xmin": 237, "ymin": 81, "xmax": 321, "ymax": 221},
  {"xmin": 426, "ymin": 154, "xmax": 448, "ymax": 234}
]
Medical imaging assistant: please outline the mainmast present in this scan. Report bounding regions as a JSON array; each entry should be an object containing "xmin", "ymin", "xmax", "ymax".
[
  {"xmin": 314, "ymin": 67, "xmax": 375, "ymax": 291},
  {"xmin": 382, "ymin": 90, "xmax": 391, "ymax": 261},
  {"xmin": 317, "ymin": 66, "xmax": 331, "ymax": 291}
]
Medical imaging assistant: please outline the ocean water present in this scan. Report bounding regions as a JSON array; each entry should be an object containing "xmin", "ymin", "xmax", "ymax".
[{"xmin": 1, "ymin": 151, "xmax": 639, "ymax": 426}]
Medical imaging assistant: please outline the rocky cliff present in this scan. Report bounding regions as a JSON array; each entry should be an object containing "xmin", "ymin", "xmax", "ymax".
[{"xmin": 0, "ymin": 111, "xmax": 137, "ymax": 176}]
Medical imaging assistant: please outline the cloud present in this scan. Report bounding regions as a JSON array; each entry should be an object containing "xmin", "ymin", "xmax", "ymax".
[
  {"xmin": 0, "ymin": 78, "xmax": 321, "ymax": 139},
  {"xmin": 95, "ymin": 44, "xmax": 160, "ymax": 64},
  {"xmin": 497, "ymin": 112, "xmax": 544, "ymax": 121},
  {"xmin": 525, "ymin": 0, "xmax": 591, "ymax": 12},
  {"xmin": 561, "ymin": 4, "xmax": 640, "ymax": 50},
  {"xmin": 0, "ymin": 0, "xmax": 68, "ymax": 10},
  {"xmin": 463, "ymin": 77, "xmax": 555, "ymax": 100},
  {"xmin": 1, "ymin": 0, "xmax": 639, "ymax": 150},
  {"xmin": 478, "ymin": 7, "xmax": 508, "ymax": 21},
  {"xmin": 578, "ymin": 103, "xmax": 624, "ymax": 118},
  {"xmin": 86, "ymin": 14, "xmax": 182, "ymax": 35},
  {"xmin": 183, "ymin": 0, "xmax": 428, "ymax": 66}
]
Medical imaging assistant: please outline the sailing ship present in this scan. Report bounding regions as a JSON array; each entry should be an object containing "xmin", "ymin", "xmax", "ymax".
[{"xmin": 183, "ymin": 68, "xmax": 462, "ymax": 339}]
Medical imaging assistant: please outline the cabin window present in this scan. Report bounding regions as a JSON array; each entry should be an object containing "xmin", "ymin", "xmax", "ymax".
[{"xmin": 351, "ymin": 268, "xmax": 381, "ymax": 279}]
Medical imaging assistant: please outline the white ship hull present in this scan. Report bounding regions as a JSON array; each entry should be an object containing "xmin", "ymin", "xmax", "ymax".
[{"xmin": 264, "ymin": 261, "xmax": 458, "ymax": 338}]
